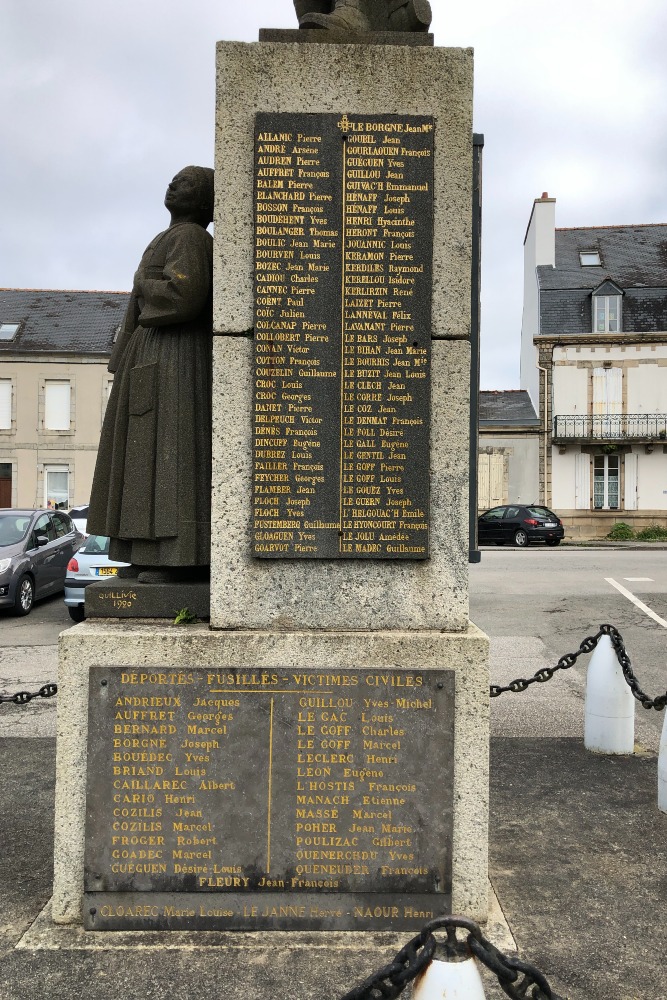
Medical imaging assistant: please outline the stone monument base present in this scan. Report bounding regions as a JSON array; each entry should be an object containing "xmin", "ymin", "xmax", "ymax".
[
  {"xmin": 53, "ymin": 621, "xmax": 489, "ymax": 926},
  {"xmin": 85, "ymin": 580, "xmax": 210, "ymax": 620}
]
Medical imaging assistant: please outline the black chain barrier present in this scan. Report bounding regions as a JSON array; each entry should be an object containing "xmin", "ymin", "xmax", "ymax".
[
  {"xmin": 340, "ymin": 915, "xmax": 564, "ymax": 1000},
  {"xmin": 490, "ymin": 623, "xmax": 667, "ymax": 711},
  {"xmin": 0, "ymin": 683, "xmax": 58, "ymax": 706}
]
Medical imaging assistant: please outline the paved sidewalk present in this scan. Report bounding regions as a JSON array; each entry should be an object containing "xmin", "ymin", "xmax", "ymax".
[{"xmin": 0, "ymin": 638, "xmax": 665, "ymax": 999}]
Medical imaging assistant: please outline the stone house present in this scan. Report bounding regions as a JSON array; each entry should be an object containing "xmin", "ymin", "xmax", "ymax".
[
  {"xmin": 0, "ymin": 289, "xmax": 128, "ymax": 510},
  {"xmin": 521, "ymin": 196, "xmax": 667, "ymax": 539},
  {"xmin": 477, "ymin": 389, "xmax": 540, "ymax": 511}
]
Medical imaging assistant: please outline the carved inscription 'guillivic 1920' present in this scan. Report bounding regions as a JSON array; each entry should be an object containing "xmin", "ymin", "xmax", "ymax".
[
  {"xmin": 252, "ymin": 113, "xmax": 434, "ymax": 560},
  {"xmin": 84, "ymin": 666, "xmax": 454, "ymax": 931}
]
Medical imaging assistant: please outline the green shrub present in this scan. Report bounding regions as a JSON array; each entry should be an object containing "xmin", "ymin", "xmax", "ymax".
[
  {"xmin": 635, "ymin": 525, "xmax": 667, "ymax": 540},
  {"xmin": 607, "ymin": 522, "xmax": 635, "ymax": 540}
]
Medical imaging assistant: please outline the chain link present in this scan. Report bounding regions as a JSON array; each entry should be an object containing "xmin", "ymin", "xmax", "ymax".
[
  {"xmin": 490, "ymin": 628, "xmax": 602, "ymax": 699},
  {"xmin": 340, "ymin": 926, "xmax": 436, "ymax": 1000},
  {"xmin": 491, "ymin": 624, "xmax": 667, "ymax": 711},
  {"xmin": 0, "ymin": 683, "xmax": 58, "ymax": 706},
  {"xmin": 340, "ymin": 916, "xmax": 564, "ymax": 1000},
  {"xmin": 601, "ymin": 623, "xmax": 667, "ymax": 711}
]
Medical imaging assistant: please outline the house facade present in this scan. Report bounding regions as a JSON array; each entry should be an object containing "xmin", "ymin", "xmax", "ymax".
[
  {"xmin": 521, "ymin": 196, "xmax": 667, "ymax": 539},
  {"xmin": 0, "ymin": 289, "xmax": 128, "ymax": 510},
  {"xmin": 478, "ymin": 390, "xmax": 540, "ymax": 511}
]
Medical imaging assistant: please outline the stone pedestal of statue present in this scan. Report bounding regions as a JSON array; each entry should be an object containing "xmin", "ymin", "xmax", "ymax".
[{"xmin": 51, "ymin": 34, "xmax": 489, "ymax": 934}]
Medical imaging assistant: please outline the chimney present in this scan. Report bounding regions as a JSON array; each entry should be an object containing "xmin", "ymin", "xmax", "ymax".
[{"xmin": 524, "ymin": 193, "xmax": 556, "ymax": 266}]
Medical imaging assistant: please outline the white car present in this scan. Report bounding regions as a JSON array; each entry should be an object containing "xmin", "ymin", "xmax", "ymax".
[
  {"xmin": 68, "ymin": 504, "xmax": 89, "ymax": 537},
  {"xmin": 63, "ymin": 534, "xmax": 129, "ymax": 622}
]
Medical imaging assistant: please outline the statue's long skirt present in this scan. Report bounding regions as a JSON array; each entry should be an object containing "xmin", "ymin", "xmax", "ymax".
[{"xmin": 87, "ymin": 320, "xmax": 212, "ymax": 567}]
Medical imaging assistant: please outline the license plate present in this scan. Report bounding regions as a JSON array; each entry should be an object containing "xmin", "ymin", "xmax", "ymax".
[
  {"xmin": 544, "ymin": 522, "xmax": 557, "ymax": 528},
  {"xmin": 95, "ymin": 567, "xmax": 118, "ymax": 576}
]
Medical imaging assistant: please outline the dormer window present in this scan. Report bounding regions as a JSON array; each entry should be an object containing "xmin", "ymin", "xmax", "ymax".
[
  {"xmin": 0, "ymin": 323, "xmax": 20, "ymax": 341},
  {"xmin": 580, "ymin": 251, "xmax": 601, "ymax": 266},
  {"xmin": 592, "ymin": 280, "xmax": 623, "ymax": 333},
  {"xmin": 594, "ymin": 295, "xmax": 621, "ymax": 332}
]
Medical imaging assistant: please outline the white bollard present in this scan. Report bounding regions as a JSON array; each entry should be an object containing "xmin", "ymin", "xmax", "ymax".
[
  {"xmin": 412, "ymin": 956, "xmax": 486, "ymax": 1000},
  {"xmin": 659, "ymin": 710, "xmax": 667, "ymax": 813},
  {"xmin": 584, "ymin": 634, "xmax": 635, "ymax": 754}
]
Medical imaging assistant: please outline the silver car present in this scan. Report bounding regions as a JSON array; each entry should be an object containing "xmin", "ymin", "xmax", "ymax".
[
  {"xmin": 63, "ymin": 534, "xmax": 129, "ymax": 622},
  {"xmin": 0, "ymin": 509, "xmax": 84, "ymax": 616}
]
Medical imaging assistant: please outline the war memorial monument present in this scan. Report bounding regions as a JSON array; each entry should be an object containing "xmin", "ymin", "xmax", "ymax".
[{"xmin": 52, "ymin": 0, "xmax": 490, "ymax": 936}]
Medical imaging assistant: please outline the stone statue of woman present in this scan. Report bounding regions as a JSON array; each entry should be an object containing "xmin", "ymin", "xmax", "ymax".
[
  {"xmin": 87, "ymin": 166, "xmax": 215, "ymax": 583},
  {"xmin": 294, "ymin": 0, "xmax": 432, "ymax": 32}
]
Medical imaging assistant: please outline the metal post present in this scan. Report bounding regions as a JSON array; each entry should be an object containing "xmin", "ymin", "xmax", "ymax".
[
  {"xmin": 659, "ymin": 710, "xmax": 667, "ymax": 813},
  {"xmin": 584, "ymin": 634, "xmax": 635, "ymax": 753},
  {"xmin": 413, "ymin": 955, "xmax": 487, "ymax": 1000},
  {"xmin": 469, "ymin": 133, "xmax": 484, "ymax": 564}
]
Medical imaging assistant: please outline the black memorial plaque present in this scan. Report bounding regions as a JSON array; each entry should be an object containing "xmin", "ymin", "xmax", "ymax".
[
  {"xmin": 252, "ymin": 113, "xmax": 434, "ymax": 560},
  {"xmin": 84, "ymin": 665, "xmax": 454, "ymax": 931}
]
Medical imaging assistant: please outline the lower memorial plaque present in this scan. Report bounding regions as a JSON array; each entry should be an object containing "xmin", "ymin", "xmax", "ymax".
[{"xmin": 84, "ymin": 666, "xmax": 454, "ymax": 931}]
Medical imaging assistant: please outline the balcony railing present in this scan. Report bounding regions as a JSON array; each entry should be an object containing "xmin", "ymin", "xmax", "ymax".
[{"xmin": 553, "ymin": 413, "xmax": 667, "ymax": 442}]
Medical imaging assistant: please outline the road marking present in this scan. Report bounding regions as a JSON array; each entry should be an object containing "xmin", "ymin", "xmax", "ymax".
[
  {"xmin": 624, "ymin": 577, "xmax": 653, "ymax": 582},
  {"xmin": 605, "ymin": 578, "xmax": 667, "ymax": 629}
]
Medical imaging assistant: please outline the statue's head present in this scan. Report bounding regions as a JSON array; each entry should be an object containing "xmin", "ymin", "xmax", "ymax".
[{"xmin": 165, "ymin": 166, "xmax": 215, "ymax": 225}]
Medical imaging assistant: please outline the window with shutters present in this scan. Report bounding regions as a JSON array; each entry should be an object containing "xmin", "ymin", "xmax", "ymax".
[
  {"xmin": 0, "ymin": 380, "xmax": 12, "ymax": 431},
  {"xmin": 44, "ymin": 381, "xmax": 71, "ymax": 431}
]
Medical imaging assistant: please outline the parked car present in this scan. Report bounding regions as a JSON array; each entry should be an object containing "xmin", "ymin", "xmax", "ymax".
[
  {"xmin": 68, "ymin": 503, "xmax": 89, "ymax": 537},
  {"xmin": 478, "ymin": 504, "xmax": 565, "ymax": 547},
  {"xmin": 0, "ymin": 509, "xmax": 85, "ymax": 615},
  {"xmin": 64, "ymin": 534, "xmax": 129, "ymax": 622}
]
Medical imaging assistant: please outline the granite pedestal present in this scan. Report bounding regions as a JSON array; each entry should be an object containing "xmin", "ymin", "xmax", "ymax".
[{"xmin": 53, "ymin": 36, "xmax": 489, "ymax": 929}]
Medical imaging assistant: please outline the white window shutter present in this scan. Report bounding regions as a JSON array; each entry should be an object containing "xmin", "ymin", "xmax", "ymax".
[
  {"xmin": 490, "ymin": 453, "xmax": 505, "ymax": 506},
  {"xmin": 592, "ymin": 368, "xmax": 622, "ymax": 414},
  {"xmin": 478, "ymin": 454, "xmax": 490, "ymax": 510},
  {"xmin": 592, "ymin": 368, "xmax": 606, "ymax": 414},
  {"xmin": 575, "ymin": 453, "xmax": 589, "ymax": 509},
  {"xmin": 0, "ymin": 381, "xmax": 11, "ymax": 429},
  {"xmin": 45, "ymin": 382, "xmax": 71, "ymax": 430},
  {"xmin": 606, "ymin": 369, "xmax": 622, "ymax": 413},
  {"xmin": 624, "ymin": 452, "xmax": 638, "ymax": 511}
]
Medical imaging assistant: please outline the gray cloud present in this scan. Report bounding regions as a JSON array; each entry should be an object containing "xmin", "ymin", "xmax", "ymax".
[{"xmin": 1, "ymin": 0, "xmax": 665, "ymax": 389}]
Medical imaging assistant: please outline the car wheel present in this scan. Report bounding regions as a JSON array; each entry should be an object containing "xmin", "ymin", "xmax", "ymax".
[
  {"xmin": 14, "ymin": 575, "xmax": 34, "ymax": 616},
  {"xmin": 514, "ymin": 529, "xmax": 529, "ymax": 547},
  {"xmin": 68, "ymin": 605, "xmax": 85, "ymax": 623},
  {"xmin": 546, "ymin": 538, "xmax": 561, "ymax": 547}
]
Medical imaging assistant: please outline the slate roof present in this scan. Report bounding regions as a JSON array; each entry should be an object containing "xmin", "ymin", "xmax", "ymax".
[
  {"xmin": 536, "ymin": 225, "xmax": 667, "ymax": 336},
  {"xmin": 0, "ymin": 289, "xmax": 129, "ymax": 355},
  {"xmin": 538, "ymin": 225, "xmax": 667, "ymax": 290},
  {"xmin": 479, "ymin": 390, "xmax": 539, "ymax": 427}
]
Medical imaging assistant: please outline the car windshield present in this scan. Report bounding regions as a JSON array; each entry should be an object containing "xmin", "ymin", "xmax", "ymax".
[
  {"xmin": 526, "ymin": 507, "xmax": 556, "ymax": 519},
  {"xmin": 82, "ymin": 534, "xmax": 110, "ymax": 555},
  {"xmin": 0, "ymin": 514, "xmax": 32, "ymax": 546}
]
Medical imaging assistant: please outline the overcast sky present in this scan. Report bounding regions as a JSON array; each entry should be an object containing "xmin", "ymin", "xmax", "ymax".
[{"xmin": 2, "ymin": 0, "xmax": 667, "ymax": 389}]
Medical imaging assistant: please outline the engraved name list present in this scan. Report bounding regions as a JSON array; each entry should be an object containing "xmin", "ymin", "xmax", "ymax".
[
  {"xmin": 84, "ymin": 666, "xmax": 454, "ymax": 931},
  {"xmin": 253, "ymin": 113, "xmax": 434, "ymax": 559}
]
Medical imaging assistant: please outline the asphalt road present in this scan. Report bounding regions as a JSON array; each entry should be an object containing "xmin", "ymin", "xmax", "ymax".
[{"xmin": 471, "ymin": 546, "xmax": 667, "ymax": 743}]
